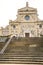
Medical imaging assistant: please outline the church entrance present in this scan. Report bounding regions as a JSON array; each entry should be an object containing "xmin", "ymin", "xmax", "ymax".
[{"xmin": 25, "ymin": 33, "xmax": 29, "ymax": 37}]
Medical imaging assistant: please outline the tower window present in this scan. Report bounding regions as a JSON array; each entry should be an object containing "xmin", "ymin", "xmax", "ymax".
[{"xmin": 39, "ymin": 24, "xmax": 42, "ymax": 28}]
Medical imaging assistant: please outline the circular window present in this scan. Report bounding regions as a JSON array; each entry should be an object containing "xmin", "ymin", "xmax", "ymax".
[{"xmin": 25, "ymin": 15, "xmax": 30, "ymax": 20}]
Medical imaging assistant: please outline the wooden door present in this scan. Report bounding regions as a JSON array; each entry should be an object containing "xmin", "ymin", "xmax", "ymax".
[{"xmin": 25, "ymin": 33, "xmax": 29, "ymax": 37}]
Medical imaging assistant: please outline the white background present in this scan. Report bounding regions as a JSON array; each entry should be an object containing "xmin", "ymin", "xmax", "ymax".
[{"xmin": 0, "ymin": 0, "xmax": 43, "ymax": 27}]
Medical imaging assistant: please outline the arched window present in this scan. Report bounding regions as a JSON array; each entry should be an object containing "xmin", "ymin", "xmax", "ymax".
[
  {"xmin": 39, "ymin": 24, "xmax": 42, "ymax": 28},
  {"xmin": 13, "ymin": 25, "xmax": 16, "ymax": 28}
]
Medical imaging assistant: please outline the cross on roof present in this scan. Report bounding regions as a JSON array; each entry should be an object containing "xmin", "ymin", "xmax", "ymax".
[{"xmin": 26, "ymin": 2, "xmax": 29, "ymax": 7}]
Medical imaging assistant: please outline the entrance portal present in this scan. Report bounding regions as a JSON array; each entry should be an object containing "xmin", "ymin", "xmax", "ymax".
[{"xmin": 25, "ymin": 33, "xmax": 29, "ymax": 37}]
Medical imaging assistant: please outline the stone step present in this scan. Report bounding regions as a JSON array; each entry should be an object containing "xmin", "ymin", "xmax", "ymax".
[
  {"xmin": 0, "ymin": 60, "xmax": 43, "ymax": 64},
  {"xmin": 0, "ymin": 58, "xmax": 43, "ymax": 64},
  {"xmin": 0, "ymin": 53, "xmax": 43, "ymax": 59},
  {"xmin": 0, "ymin": 53, "xmax": 43, "ymax": 57},
  {"xmin": 0, "ymin": 53, "xmax": 43, "ymax": 56},
  {"xmin": 0, "ymin": 56, "xmax": 43, "ymax": 60},
  {"xmin": 0, "ymin": 59, "xmax": 43, "ymax": 62},
  {"xmin": 0, "ymin": 51, "xmax": 43, "ymax": 56}
]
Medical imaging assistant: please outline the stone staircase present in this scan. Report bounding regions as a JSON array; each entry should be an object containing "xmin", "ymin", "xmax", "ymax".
[
  {"xmin": 0, "ymin": 35, "xmax": 13, "ymax": 54},
  {"xmin": 0, "ymin": 37, "xmax": 43, "ymax": 64},
  {"xmin": 0, "ymin": 47, "xmax": 43, "ymax": 64}
]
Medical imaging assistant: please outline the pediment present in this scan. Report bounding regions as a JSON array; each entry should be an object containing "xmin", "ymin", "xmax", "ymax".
[
  {"xmin": 18, "ymin": 2, "xmax": 37, "ymax": 12},
  {"xmin": 18, "ymin": 7, "xmax": 37, "ymax": 12}
]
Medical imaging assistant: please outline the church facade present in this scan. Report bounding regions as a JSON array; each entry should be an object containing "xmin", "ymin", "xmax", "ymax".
[{"xmin": 0, "ymin": 2, "xmax": 43, "ymax": 37}]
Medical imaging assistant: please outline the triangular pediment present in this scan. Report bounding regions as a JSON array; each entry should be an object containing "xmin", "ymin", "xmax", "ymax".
[{"xmin": 18, "ymin": 2, "xmax": 37, "ymax": 12}]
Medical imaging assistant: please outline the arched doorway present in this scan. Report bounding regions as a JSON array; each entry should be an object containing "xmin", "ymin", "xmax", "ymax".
[{"xmin": 25, "ymin": 33, "xmax": 29, "ymax": 37}]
